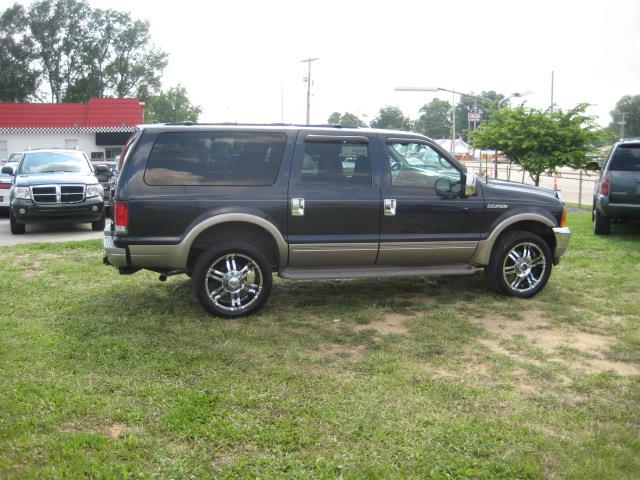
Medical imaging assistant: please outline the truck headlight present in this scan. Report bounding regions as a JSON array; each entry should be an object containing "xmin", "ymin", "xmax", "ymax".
[
  {"xmin": 86, "ymin": 184, "xmax": 104, "ymax": 198},
  {"xmin": 13, "ymin": 186, "xmax": 30, "ymax": 199}
]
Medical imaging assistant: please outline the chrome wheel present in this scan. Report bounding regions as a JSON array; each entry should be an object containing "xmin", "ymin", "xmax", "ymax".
[
  {"xmin": 502, "ymin": 242, "xmax": 547, "ymax": 293},
  {"xmin": 204, "ymin": 253, "xmax": 263, "ymax": 312}
]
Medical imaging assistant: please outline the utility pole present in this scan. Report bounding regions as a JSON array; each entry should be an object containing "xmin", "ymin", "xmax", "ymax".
[
  {"xmin": 301, "ymin": 57, "xmax": 319, "ymax": 125},
  {"xmin": 550, "ymin": 70, "xmax": 554, "ymax": 111},
  {"xmin": 618, "ymin": 112, "xmax": 627, "ymax": 139},
  {"xmin": 450, "ymin": 89, "xmax": 456, "ymax": 154}
]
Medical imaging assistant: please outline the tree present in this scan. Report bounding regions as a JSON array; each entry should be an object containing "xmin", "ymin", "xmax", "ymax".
[
  {"xmin": 144, "ymin": 85, "xmax": 202, "ymax": 123},
  {"xmin": 370, "ymin": 106, "xmax": 413, "ymax": 131},
  {"xmin": 608, "ymin": 94, "xmax": 640, "ymax": 138},
  {"xmin": 469, "ymin": 104, "xmax": 599, "ymax": 185},
  {"xmin": 0, "ymin": 4, "xmax": 39, "ymax": 101},
  {"xmin": 0, "ymin": 0, "xmax": 168, "ymax": 102},
  {"xmin": 327, "ymin": 111, "xmax": 367, "ymax": 127},
  {"xmin": 414, "ymin": 98, "xmax": 451, "ymax": 138}
]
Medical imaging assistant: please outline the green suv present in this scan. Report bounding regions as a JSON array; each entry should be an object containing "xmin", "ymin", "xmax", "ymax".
[{"xmin": 593, "ymin": 139, "xmax": 640, "ymax": 234}]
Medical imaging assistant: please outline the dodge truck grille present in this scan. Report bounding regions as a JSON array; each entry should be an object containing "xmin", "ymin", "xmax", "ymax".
[{"xmin": 32, "ymin": 185, "xmax": 85, "ymax": 204}]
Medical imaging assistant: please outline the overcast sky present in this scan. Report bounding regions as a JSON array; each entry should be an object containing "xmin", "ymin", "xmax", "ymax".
[{"xmin": 7, "ymin": 0, "xmax": 640, "ymax": 127}]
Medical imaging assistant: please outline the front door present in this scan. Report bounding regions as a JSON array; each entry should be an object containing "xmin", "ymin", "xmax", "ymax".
[
  {"xmin": 378, "ymin": 139, "xmax": 484, "ymax": 265},
  {"xmin": 287, "ymin": 134, "xmax": 381, "ymax": 267}
]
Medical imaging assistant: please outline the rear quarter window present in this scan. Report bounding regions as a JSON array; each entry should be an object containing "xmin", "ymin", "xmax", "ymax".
[
  {"xmin": 144, "ymin": 131, "xmax": 286, "ymax": 186},
  {"xmin": 610, "ymin": 145, "xmax": 640, "ymax": 171}
]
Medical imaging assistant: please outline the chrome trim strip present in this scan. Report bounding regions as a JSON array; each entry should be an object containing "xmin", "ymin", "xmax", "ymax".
[
  {"xmin": 607, "ymin": 203, "xmax": 640, "ymax": 208},
  {"xmin": 470, "ymin": 213, "xmax": 556, "ymax": 266}
]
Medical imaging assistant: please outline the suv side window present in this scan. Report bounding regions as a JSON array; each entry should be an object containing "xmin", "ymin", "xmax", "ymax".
[
  {"xmin": 388, "ymin": 142, "xmax": 461, "ymax": 191},
  {"xmin": 145, "ymin": 131, "xmax": 286, "ymax": 186},
  {"xmin": 301, "ymin": 139, "xmax": 371, "ymax": 186}
]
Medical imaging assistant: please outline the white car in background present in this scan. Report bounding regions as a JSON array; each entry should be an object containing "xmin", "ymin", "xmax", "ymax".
[
  {"xmin": 0, "ymin": 172, "xmax": 12, "ymax": 210},
  {"xmin": 1, "ymin": 152, "xmax": 22, "ymax": 210}
]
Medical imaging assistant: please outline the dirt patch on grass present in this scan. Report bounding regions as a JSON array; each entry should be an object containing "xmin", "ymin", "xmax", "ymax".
[
  {"xmin": 312, "ymin": 343, "xmax": 367, "ymax": 362},
  {"xmin": 352, "ymin": 313, "xmax": 410, "ymax": 336},
  {"xmin": 104, "ymin": 423, "xmax": 125, "ymax": 439},
  {"xmin": 474, "ymin": 311, "xmax": 640, "ymax": 376}
]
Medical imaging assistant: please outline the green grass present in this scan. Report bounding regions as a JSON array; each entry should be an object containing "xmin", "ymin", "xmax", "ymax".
[{"xmin": 1, "ymin": 211, "xmax": 639, "ymax": 478}]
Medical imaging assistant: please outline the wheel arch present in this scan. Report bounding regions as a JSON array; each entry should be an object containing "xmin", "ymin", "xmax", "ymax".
[
  {"xmin": 471, "ymin": 213, "xmax": 556, "ymax": 266},
  {"xmin": 183, "ymin": 214, "xmax": 288, "ymax": 270}
]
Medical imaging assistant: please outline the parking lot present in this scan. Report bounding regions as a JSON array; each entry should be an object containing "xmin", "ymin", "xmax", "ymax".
[{"xmin": 0, "ymin": 211, "xmax": 108, "ymax": 246}]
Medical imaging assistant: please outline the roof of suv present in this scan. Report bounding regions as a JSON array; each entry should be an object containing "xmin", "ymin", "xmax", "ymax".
[{"xmin": 139, "ymin": 122, "xmax": 430, "ymax": 139}]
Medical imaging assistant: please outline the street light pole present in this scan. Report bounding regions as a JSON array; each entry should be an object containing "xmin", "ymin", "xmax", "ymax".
[
  {"xmin": 395, "ymin": 86, "xmax": 490, "ymax": 155},
  {"xmin": 301, "ymin": 57, "xmax": 319, "ymax": 125}
]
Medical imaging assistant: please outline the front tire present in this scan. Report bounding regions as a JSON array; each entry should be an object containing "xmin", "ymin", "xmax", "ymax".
[
  {"xmin": 10, "ymin": 211, "xmax": 25, "ymax": 235},
  {"xmin": 593, "ymin": 209, "xmax": 610, "ymax": 235},
  {"xmin": 485, "ymin": 230, "xmax": 552, "ymax": 298},
  {"xmin": 91, "ymin": 213, "xmax": 106, "ymax": 231},
  {"xmin": 192, "ymin": 241, "xmax": 272, "ymax": 318}
]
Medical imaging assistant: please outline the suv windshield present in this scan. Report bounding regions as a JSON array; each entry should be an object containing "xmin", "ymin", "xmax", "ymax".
[{"xmin": 19, "ymin": 151, "xmax": 91, "ymax": 175}]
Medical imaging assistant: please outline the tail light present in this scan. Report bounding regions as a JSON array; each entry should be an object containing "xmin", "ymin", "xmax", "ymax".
[
  {"xmin": 560, "ymin": 207, "xmax": 567, "ymax": 227},
  {"xmin": 0, "ymin": 183, "xmax": 12, "ymax": 189},
  {"xmin": 113, "ymin": 201, "xmax": 128, "ymax": 233},
  {"xmin": 599, "ymin": 172, "xmax": 610, "ymax": 195}
]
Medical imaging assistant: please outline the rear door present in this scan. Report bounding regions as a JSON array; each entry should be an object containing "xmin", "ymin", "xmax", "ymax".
[
  {"xmin": 287, "ymin": 133, "xmax": 381, "ymax": 267},
  {"xmin": 608, "ymin": 143, "xmax": 640, "ymax": 205}
]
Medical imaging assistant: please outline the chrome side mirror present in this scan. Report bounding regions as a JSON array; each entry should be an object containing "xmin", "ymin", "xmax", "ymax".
[{"xmin": 464, "ymin": 167, "xmax": 477, "ymax": 197}]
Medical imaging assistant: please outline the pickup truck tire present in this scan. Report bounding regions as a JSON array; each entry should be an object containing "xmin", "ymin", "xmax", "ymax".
[
  {"xmin": 91, "ymin": 213, "xmax": 106, "ymax": 231},
  {"xmin": 9, "ymin": 211, "xmax": 25, "ymax": 235},
  {"xmin": 593, "ymin": 209, "xmax": 611, "ymax": 235},
  {"xmin": 486, "ymin": 230, "xmax": 552, "ymax": 298},
  {"xmin": 192, "ymin": 241, "xmax": 272, "ymax": 318}
]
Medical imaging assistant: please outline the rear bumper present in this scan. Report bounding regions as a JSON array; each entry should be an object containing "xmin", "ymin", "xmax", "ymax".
[
  {"xmin": 11, "ymin": 197, "xmax": 104, "ymax": 224},
  {"xmin": 595, "ymin": 195, "xmax": 640, "ymax": 218},
  {"xmin": 552, "ymin": 226, "xmax": 571, "ymax": 263},
  {"xmin": 103, "ymin": 230, "xmax": 128, "ymax": 268}
]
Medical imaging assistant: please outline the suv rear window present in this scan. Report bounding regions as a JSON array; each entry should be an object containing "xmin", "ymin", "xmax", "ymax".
[
  {"xmin": 145, "ymin": 131, "xmax": 286, "ymax": 186},
  {"xmin": 610, "ymin": 145, "xmax": 640, "ymax": 171}
]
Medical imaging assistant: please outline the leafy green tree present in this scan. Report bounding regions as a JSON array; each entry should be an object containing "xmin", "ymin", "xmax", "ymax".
[
  {"xmin": 0, "ymin": 4, "xmax": 39, "ymax": 101},
  {"xmin": 415, "ymin": 98, "xmax": 451, "ymax": 138},
  {"xmin": 469, "ymin": 104, "xmax": 599, "ymax": 185},
  {"xmin": 144, "ymin": 85, "xmax": 202, "ymax": 123},
  {"xmin": 327, "ymin": 111, "xmax": 367, "ymax": 127},
  {"xmin": 0, "ymin": 0, "xmax": 167, "ymax": 102},
  {"xmin": 370, "ymin": 106, "xmax": 413, "ymax": 131},
  {"xmin": 608, "ymin": 94, "xmax": 640, "ymax": 138}
]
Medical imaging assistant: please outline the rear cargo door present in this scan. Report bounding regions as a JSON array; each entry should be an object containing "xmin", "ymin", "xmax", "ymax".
[{"xmin": 609, "ymin": 144, "xmax": 640, "ymax": 204}]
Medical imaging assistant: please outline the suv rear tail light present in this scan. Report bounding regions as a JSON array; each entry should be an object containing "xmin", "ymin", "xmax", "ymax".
[
  {"xmin": 113, "ymin": 201, "xmax": 128, "ymax": 233},
  {"xmin": 599, "ymin": 172, "xmax": 610, "ymax": 195},
  {"xmin": 0, "ymin": 183, "xmax": 12, "ymax": 189}
]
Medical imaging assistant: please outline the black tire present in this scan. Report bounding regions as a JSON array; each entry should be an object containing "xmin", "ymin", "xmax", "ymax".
[
  {"xmin": 192, "ymin": 241, "xmax": 272, "ymax": 318},
  {"xmin": 593, "ymin": 209, "xmax": 610, "ymax": 235},
  {"xmin": 485, "ymin": 230, "xmax": 552, "ymax": 298},
  {"xmin": 91, "ymin": 213, "xmax": 106, "ymax": 231},
  {"xmin": 10, "ymin": 210, "xmax": 25, "ymax": 235}
]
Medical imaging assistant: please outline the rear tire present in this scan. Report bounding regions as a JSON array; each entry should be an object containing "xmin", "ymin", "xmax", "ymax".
[
  {"xmin": 192, "ymin": 241, "xmax": 272, "ymax": 318},
  {"xmin": 91, "ymin": 213, "xmax": 106, "ymax": 231},
  {"xmin": 10, "ymin": 211, "xmax": 25, "ymax": 235},
  {"xmin": 485, "ymin": 230, "xmax": 552, "ymax": 298},
  {"xmin": 593, "ymin": 209, "xmax": 610, "ymax": 235}
]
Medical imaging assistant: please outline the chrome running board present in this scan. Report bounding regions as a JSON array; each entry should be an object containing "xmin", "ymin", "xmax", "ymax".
[{"xmin": 278, "ymin": 263, "xmax": 477, "ymax": 280}]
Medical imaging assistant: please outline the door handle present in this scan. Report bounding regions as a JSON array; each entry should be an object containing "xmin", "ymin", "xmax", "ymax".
[
  {"xmin": 384, "ymin": 198, "xmax": 396, "ymax": 216},
  {"xmin": 291, "ymin": 197, "xmax": 305, "ymax": 216}
]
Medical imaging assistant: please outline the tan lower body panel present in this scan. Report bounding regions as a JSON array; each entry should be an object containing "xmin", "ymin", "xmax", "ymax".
[
  {"xmin": 377, "ymin": 241, "xmax": 478, "ymax": 265},
  {"xmin": 288, "ymin": 243, "xmax": 378, "ymax": 267}
]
